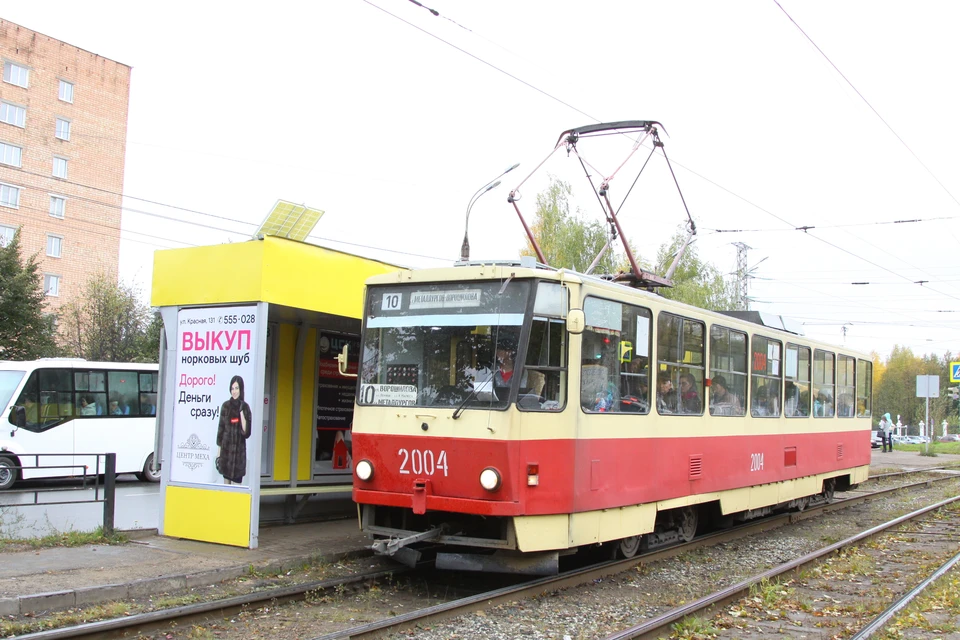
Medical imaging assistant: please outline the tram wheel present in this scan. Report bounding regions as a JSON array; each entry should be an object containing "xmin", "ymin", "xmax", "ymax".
[
  {"xmin": 677, "ymin": 506, "xmax": 698, "ymax": 543},
  {"xmin": 822, "ymin": 478, "xmax": 836, "ymax": 503},
  {"xmin": 617, "ymin": 535, "xmax": 642, "ymax": 559}
]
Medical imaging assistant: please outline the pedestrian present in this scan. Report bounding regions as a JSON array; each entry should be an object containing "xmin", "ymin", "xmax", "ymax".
[{"xmin": 879, "ymin": 412, "xmax": 894, "ymax": 452}]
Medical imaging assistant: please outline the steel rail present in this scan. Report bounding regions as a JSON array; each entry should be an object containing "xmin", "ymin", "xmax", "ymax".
[
  {"xmin": 601, "ymin": 494, "xmax": 960, "ymax": 640},
  {"xmin": 16, "ymin": 470, "xmax": 958, "ymax": 640},
  {"xmin": 15, "ymin": 567, "xmax": 403, "ymax": 640},
  {"xmin": 850, "ymin": 548, "xmax": 960, "ymax": 640},
  {"xmin": 310, "ymin": 474, "xmax": 960, "ymax": 640}
]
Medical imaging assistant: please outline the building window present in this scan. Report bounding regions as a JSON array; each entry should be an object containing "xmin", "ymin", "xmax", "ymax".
[
  {"xmin": 55, "ymin": 118, "xmax": 71, "ymax": 141},
  {"xmin": 53, "ymin": 157, "xmax": 68, "ymax": 179},
  {"xmin": 0, "ymin": 224, "xmax": 14, "ymax": 247},
  {"xmin": 59, "ymin": 80, "xmax": 74, "ymax": 103},
  {"xmin": 50, "ymin": 195, "xmax": 67, "ymax": 219},
  {"xmin": 2, "ymin": 62, "xmax": 28, "ymax": 88},
  {"xmin": 44, "ymin": 274, "xmax": 61, "ymax": 297},
  {"xmin": 0, "ymin": 141, "xmax": 21, "ymax": 167},
  {"xmin": 0, "ymin": 101, "xmax": 25, "ymax": 128},
  {"xmin": 0, "ymin": 183, "xmax": 20, "ymax": 208},
  {"xmin": 46, "ymin": 235, "xmax": 63, "ymax": 258}
]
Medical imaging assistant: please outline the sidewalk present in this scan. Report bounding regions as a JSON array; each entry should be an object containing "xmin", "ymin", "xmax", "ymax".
[
  {"xmin": 0, "ymin": 516, "xmax": 370, "ymax": 616},
  {"xmin": 3, "ymin": 448, "xmax": 959, "ymax": 618}
]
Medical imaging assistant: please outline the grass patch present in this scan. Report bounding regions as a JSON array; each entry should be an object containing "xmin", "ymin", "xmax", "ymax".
[
  {"xmin": 672, "ymin": 614, "xmax": 721, "ymax": 638},
  {"xmin": 0, "ymin": 525, "xmax": 128, "ymax": 551},
  {"xmin": 0, "ymin": 601, "xmax": 131, "ymax": 636}
]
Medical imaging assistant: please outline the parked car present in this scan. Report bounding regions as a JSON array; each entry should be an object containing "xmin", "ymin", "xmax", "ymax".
[
  {"xmin": 938, "ymin": 434, "xmax": 960, "ymax": 442},
  {"xmin": 871, "ymin": 431, "xmax": 882, "ymax": 449},
  {"xmin": 902, "ymin": 435, "xmax": 925, "ymax": 444}
]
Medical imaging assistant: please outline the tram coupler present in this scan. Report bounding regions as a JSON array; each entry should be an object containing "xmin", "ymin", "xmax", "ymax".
[
  {"xmin": 370, "ymin": 527, "xmax": 442, "ymax": 558},
  {"xmin": 435, "ymin": 550, "xmax": 559, "ymax": 576}
]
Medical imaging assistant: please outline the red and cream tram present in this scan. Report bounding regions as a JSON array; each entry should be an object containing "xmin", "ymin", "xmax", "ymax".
[{"xmin": 348, "ymin": 259, "xmax": 873, "ymax": 574}]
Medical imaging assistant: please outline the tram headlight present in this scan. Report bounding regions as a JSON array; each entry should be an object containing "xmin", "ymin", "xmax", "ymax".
[
  {"xmin": 355, "ymin": 459, "xmax": 374, "ymax": 481},
  {"xmin": 479, "ymin": 467, "xmax": 501, "ymax": 492}
]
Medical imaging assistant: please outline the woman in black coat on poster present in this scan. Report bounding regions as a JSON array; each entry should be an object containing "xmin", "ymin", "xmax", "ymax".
[{"xmin": 217, "ymin": 375, "xmax": 253, "ymax": 484}]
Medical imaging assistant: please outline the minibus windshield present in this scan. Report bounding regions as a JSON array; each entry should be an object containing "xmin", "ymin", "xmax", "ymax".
[{"xmin": 0, "ymin": 370, "xmax": 25, "ymax": 415}]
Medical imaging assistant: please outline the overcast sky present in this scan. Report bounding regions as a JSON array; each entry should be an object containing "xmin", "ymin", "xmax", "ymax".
[{"xmin": 6, "ymin": 1, "xmax": 960, "ymax": 361}]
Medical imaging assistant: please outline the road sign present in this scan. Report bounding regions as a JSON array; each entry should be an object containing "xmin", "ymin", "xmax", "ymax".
[
  {"xmin": 951, "ymin": 362, "xmax": 960, "ymax": 383},
  {"xmin": 917, "ymin": 374, "xmax": 939, "ymax": 398}
]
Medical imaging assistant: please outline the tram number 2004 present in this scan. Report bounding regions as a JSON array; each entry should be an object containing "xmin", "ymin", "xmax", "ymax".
[
  {"xmin": 750, "ymin": 452, "xmax": 764, "ymax": 472},
  {"xmin": 398, "ymin": 449, "xmax": 449, "ymax": 477}
]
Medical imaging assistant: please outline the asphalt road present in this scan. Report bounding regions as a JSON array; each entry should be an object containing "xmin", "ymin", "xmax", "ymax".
[{"xmin": 0, "ymin": 476, "xmax": 159, "ymax": 537}]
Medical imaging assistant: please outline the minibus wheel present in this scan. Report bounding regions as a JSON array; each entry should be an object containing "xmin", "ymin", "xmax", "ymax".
[
  {"xmin": 137, "ymin": 453, "xmax": 161, "ymax": 483},
  {"xmin": 0, "ymin": 456, "xmax": 19, "ymax": 491}
]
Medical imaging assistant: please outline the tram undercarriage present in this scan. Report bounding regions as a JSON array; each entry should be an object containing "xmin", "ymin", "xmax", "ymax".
[{"xmin": 360, "ymin": 474, "xmax": 854, "ymax": 575}]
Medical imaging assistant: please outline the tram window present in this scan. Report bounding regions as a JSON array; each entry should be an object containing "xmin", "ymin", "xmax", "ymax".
[
  {"xmin": 856, "ymin": 359, "xmax": 872, "ymax": 417},
  {"xmin": 522, "ymin": 316, "xmax": 566, "ymax": 412},
  {"xmin": 709, "ymin": 325, "xmax": 747, "ymax": 416},
  {"xmin": 784, "ymin": 344, "xmax": 811, "ymax": 417},
  {"xmin": 580, "ymin": 297, "xmax": 651, "ymax": 414},
  {"xmin": 813, "ymin": 350, "xmax": 835, "ymax": 417},
  {"xmin": 836, "ymin": 355, "xmax": 856, "ymax": 418},
  {"xmin": 656, "ymin": 312, "xmax": 704, "ymax": 415},
  {"xmin": 750, "ymin": 336, "xmax": 781, "ymax": 418}
]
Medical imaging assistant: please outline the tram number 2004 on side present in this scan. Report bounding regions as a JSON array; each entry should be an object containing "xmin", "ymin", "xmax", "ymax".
[
  {"xmin": 750, "ymin": 452, "xmax": 765, "ymax": 472},
  {"xmin": 398, "ymin": 449, "xmax": 449, "ymax": 477}
]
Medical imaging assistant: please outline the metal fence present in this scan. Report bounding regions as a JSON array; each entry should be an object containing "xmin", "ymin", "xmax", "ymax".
[{"xmin": 0, "ymin": 453, "xmax": 117, "ymax": 535}]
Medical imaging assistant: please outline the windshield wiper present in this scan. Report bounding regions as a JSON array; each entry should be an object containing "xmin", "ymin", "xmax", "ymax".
[{"xmin": 452, "ymin": 376, "xmax": 494, "ymax": 420}]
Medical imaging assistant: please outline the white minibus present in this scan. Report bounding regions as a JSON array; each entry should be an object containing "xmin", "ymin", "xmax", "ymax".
[{"xmin": 0, "ymin": 359, "xmax": 160, "ymax": 490}]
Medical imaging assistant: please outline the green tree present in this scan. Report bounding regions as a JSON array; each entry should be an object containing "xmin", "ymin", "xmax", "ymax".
[
  {"xmin": 59, "ymin": 272, "xmax": 158, "ymax": 362},
  {"xmin": 0, "ymin": 229, "xmax": 57, "ymax": 359},
  {"xmin": 655, "ymin": 228, "xmax": 738, "ymax": 311},
  {"xmin": 521, "ymin": 177, "xmax": 620, "ymax": 273},
  {"xmin": 875, "ymin": 345, "xmax": 922, "ymax": 429}
]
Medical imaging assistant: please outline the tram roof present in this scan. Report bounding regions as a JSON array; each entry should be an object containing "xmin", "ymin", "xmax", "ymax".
[{"xmin": 366, "ymin": 257, "xmax": 870, "ymax": 358}]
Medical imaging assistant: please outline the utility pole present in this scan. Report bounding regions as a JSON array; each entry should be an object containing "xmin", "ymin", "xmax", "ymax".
[{"xmin": 733, "ymin": 242, "xmax": 750, "ymax": 311}]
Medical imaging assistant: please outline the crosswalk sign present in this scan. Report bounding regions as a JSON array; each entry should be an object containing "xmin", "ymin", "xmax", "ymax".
[{"xmin": 951, "ymin": 362, "xmax": 960, "ymax": 383}]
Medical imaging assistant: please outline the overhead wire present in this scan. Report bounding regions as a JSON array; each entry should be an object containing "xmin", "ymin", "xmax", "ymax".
[{"xmin": 360, "ymin": 0, "xmax": 960, "ymax": 343}]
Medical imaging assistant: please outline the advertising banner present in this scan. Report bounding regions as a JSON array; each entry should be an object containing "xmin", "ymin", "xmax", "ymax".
[{"xmin": 170, "ymin": 305, "xmax": 261, "ymax": 487}]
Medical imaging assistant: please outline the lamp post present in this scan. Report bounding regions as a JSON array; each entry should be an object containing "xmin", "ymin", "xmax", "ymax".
[{"xmin": 460, "ymin": 163, "xmax": 520, "ymax": 262}]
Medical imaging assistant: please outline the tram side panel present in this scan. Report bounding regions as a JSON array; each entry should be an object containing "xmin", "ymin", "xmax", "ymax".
[{"xmin": 566, "ymin": 415, "xmax": 870, "ymax": 515}]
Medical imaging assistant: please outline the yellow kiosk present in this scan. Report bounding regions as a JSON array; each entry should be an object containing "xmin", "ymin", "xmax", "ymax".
[{"xmin": 151, "ymin": 208, "xmax": 399, "ymax": 548}]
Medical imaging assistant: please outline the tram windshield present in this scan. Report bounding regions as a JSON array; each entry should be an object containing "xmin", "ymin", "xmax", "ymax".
[{"xmin": 359, "ymin": 280, "xmax": 532, "ymax": 409}]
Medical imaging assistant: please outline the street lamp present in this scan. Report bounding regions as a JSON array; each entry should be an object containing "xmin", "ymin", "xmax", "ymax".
[{"xmin": 460, "ymin": 163, "xmax": 520, "ymax": 262}]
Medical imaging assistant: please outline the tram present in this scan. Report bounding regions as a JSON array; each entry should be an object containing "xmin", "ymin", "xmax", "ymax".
[{"xmin": 346, "ymin": 122, "xmax": 873, "ymax": 574}]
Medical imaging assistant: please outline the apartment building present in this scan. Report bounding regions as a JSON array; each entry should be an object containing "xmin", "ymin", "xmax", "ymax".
[{"xmin": 0, "ymin": 19, "xmax": 130, "ymax": 312}]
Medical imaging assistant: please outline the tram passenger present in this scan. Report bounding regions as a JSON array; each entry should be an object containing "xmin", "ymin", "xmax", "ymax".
[
  {"xmin": 494, "ymin": 337, "xmax": 526, "ymax": 388},
  {"xmin": 784, "ymin": 381, "xmax": 800, "ymax": 417},
  {"xmin": 678, "ymin": 373, "xmax": 702, "ymax": 414},
  {"xmin": 752, "ymin": 384, "xmax": 779, "ymax": 416},
  {"xmin": 709, "ymin": 375, "xmax": 741, "ymax": 415},
  {"xmin": 837, "ymin": 394, "xmax": 854, "ymax": 417},
  {"xmin": 656, "ymin": 374, "xmax": 677, "ymax": 414}
]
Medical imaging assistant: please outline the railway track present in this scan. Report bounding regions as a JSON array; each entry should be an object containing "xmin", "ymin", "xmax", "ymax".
[{"xmin": 15, "ymin": 469, "xmax": 960, "ymax": 640}]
